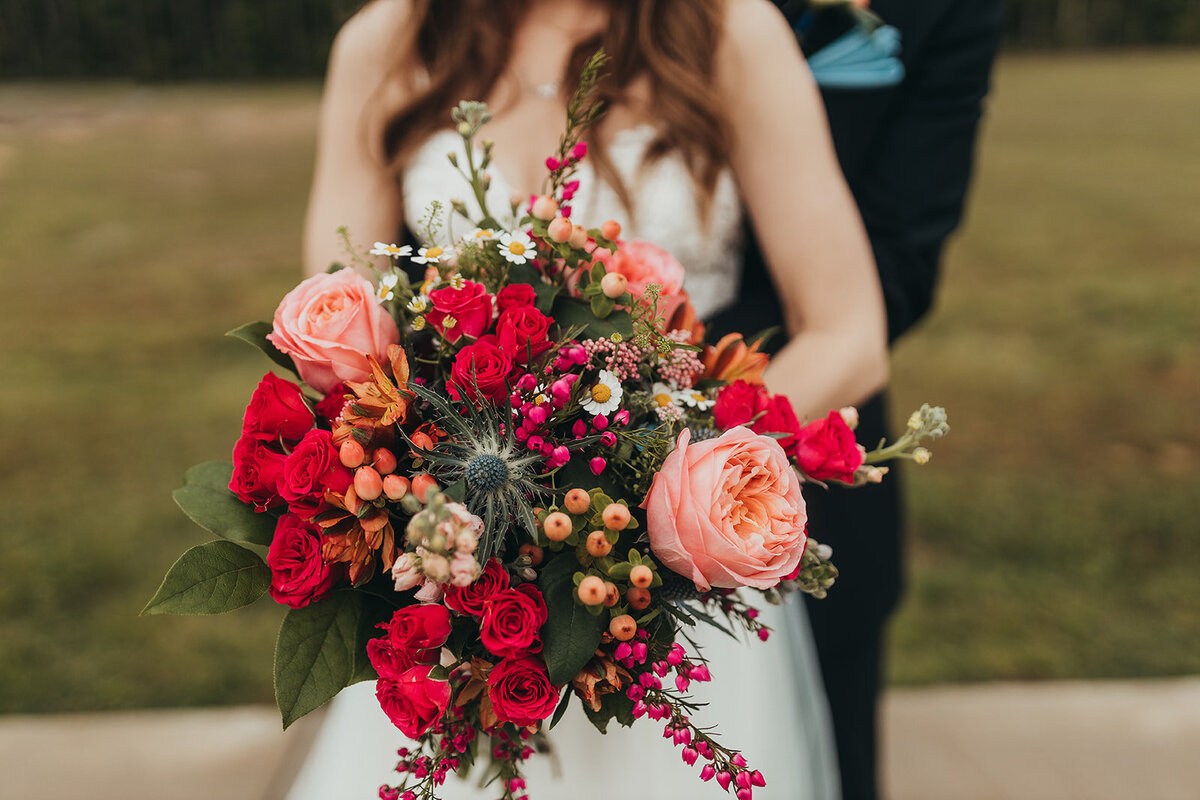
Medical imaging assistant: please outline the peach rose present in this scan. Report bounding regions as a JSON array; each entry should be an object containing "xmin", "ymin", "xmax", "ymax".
[
  {"xmin": 643, "ymin": 427, "xmax": 807, "ymax": 590},
  {"xmin": 267, "ymin": 270, "xmax": 400, "ymax": 394},
  {"xmin": 591, "ymin": 239, "xmax": 685, "ymax": 301}
]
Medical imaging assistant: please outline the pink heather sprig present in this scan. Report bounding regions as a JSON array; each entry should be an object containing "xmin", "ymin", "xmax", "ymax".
[
  {"xmin": 715, "ymin": 592, "xmax": 773, "ymax": 643},
  {"xmin": 490, "ymin": 726, "xmax": 536, "ymax": 800},
  {"xmin": 656, "ymin": 329, "xmax": 705, "ymax": 389},
  {"xmin": 382, "ymin": 707, "xmax": 477, "ymax": 800}
]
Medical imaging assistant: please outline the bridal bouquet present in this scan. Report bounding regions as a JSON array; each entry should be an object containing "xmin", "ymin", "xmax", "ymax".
[{"xmin": 147, "ymin": 57, "xmax": 946, "ymax": 800}]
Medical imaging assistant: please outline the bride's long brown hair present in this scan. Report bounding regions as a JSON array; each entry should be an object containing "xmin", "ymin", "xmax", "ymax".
[{"xmin": 371, "ymin": 0, "xmax": 730, "ymax": 217}]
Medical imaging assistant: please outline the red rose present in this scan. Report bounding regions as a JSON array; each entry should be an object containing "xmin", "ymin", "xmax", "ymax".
[
  {"xmin": 793, "ymin": 410, "xmax": 864, "ymax": 483},
  {"xmin": 230, "ymin": 434, "xmax": 287, "ymax": 512},
  {"xmin": 278, "ymin": 429, "xmax": 353, "ymax": 518},
  {"xmin": 479, "ymin": 583, "xmax": 547, "ymax": 659},
  {"xmin": 444, "ymin": 559, "xmax": 510, "ymax": 617},
  {"xmin": 447, "ymin": 340, "xmax": 514, "ymax": 405},
  {"xmin": 314, "ymin": 382, "xmax": 350, "ymax": 425},
  {"xmin": 487, "ymin": 655, "xmax": 560, "ymax": 727},
  {"xmin": 367, "ymin": 637, "xmax": 414, "ymax": 681},
  {"xmin": 713, "ymin": 380, "xmax": 768, "ymax": 431},
  {"xmin": 266, "ymin": 514, "xmax": 340, "ymax": 608},
  {"xmin": 496, "ymin": 305, "xmax": 553, "ymax": 364},
  {"xmin": 241, "ymin": 372, "xmax": 314, "ymax": 443},
  {"xmin": 376, "ymin": 665, "xmax": 451, "ymax": 737},
  {"xmin": 425, "ymin": 281, "xmax": 494, "ymax": 343},
  {"xmin": 753, "ymin": 394, "xmax": 802, "ymax": 456},
  {"xmin": 384, "ymin": 603, "xmax": 452, "ymax": 665},
  {"xmin": 496, "ymin": 283, "xmax": 537, "ymax": 313}
]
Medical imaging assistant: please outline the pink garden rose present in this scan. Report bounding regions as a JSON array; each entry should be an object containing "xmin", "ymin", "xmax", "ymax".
[
  {"xmin": 592, "ymin": 239, "xmax": 685, "ymax": 301},
  {"xmin": 267, "ymin": 269, "xmax": 400, "ymax": 394},
  {"xmin": 643, "ymin": 427, "xmax": 808, "ymax": 590}
]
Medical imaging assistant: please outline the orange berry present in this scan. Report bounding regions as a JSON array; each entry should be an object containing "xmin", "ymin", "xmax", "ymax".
[
  {"xmin": 609, "ymin": 614, "xmax": 637, "ymax": 641},
  {"xmin": 411, "ymin": 473, "xmax": 438, "ymax": 503},
  {"xmin": 339, "ymin": 440, "xmax": 365, "ymax": 468},
  {"xmin": 569, "ymin": 225, "xmax": 589, "ymax": 249},
  {"xmin": 531, "ymin": 195, "xmax": 559, "ymax": 221},
  {"xmin": 382, "ymin": 474, "xmax": 410, "ymax": 501},
  {"xmin": 602, "ymin": 503, "xmax": 631, "ymax": 531},
  {"xmin": 601, "ymin": 220, "xmax": 622, "ymax": 241},
  {"xmin": 354, "ymin": 466, "xmax": 384, "ymax": 501},
  {"xmin": 600, "ymin": 272, "xmax": 628, "ymax": 299},
  {"xmin": 629, "ymin": 564, "xmax": 653, "ymax": 589},
  {"xmin": 586, "ymin": 530, "xmax": 612, "ymax": 557},
  {"xmin": 543, "ymin": 511, "xmax": 573, "ymax": 542},
  {"xmin": 372, "ymin": 447, "xmax": 397, "ymax": 475},
  {"xmin": 564, "ymin": 488, "xmax": 591, "ymax": 515},
  {"xmin": 547, "ymin": 216, "xmax": 573, "ymax": 243},
  {"xmin": 626, "ymin": 586, "xmax": 651, "ymax": 610},
  {"xmin": 603, "ymin": 582, "xmax": 620, "ymax": 607},
  {"xmin": 578, "ymin": 575, "xmax": 606, "ymax": 606},
  {"xmin": 518, "ymin": 543, "xmax": 544, "ymax": 567}
]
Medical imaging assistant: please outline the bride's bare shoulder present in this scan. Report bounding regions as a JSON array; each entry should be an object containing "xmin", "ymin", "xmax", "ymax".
[
  {"xmin": 327, "ymin": 0, "xmax": 413, "ymax": 79},
  {"xmin": 716, "ymin": 0, "xmax": 805, "ymax": 81}
]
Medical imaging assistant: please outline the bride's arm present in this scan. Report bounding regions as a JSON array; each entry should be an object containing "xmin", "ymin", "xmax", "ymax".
[
  {"xmin": 717, "ymin": 0, "xmax": 889, "ymax": 420},
  {"xmin": 303, "ymin": 0, "xmax": 411, "ymax": 277}
]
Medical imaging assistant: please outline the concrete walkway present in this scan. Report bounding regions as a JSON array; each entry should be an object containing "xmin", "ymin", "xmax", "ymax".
[{"xmin": 2, "ymin": 678, "xmax": 1198, "ymax": 800}]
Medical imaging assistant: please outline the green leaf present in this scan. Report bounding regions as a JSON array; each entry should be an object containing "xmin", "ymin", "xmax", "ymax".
[
  {"xmin": 142, "ymin": 540, "xmax": 271, "ymax": 615},
  {"xmin": 539, "ymin": 554, "xmax": 606, "ymax": 685},
  {"xmin": 589, "ymin": 293, "xmax": 615, "ymax": 319},
  {"xmin": 504, "ymin": 262, "xmax": 562, "ymax": 314},
  {"xmin": 226, "ymin": 321, "xmax": 297, "ymax": 375},
  {"xmin": 173, "ymin": 461, "xmax": 276, "ymax": 546},
  {"xmin": 580, "ymin": 695, "xmax": 616, "ymax": 734},
  {"xmin": 548, "ymin": 688, "xmax": 574, "ymax": 730},
  {"xmin": 550, "ymin": 296, "xmax": 633, "ymax": 341},
  {"xmin": 274, "ymin": 591, "xmax": 363, "ymax": 729}
]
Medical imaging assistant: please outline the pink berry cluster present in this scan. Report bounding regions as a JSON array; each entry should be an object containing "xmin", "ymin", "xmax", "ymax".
[
  {"xmin": 581, "ymin": 337, "xmax": 643, "ymax": 382},
  {"xmin": 655, "ymin": 329, "xmax": 705, "ymax": 388}
]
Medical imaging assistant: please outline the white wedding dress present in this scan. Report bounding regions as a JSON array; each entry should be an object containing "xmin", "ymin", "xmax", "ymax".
[{"xmin": 286, "ymin": 126, "xmax": 840, "ymax": 800}]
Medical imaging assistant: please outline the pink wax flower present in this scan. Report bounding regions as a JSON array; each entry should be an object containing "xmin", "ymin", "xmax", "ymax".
[{"xmin": 643, "ymin": 427, "xmax": 808, "ymax": 590}]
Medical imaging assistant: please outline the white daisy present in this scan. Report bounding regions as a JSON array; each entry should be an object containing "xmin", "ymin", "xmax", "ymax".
[
  {"xmin": 679, "ymin": 389, "xmax": 715, "ymax": 411},
  {"xmin": 497, "ymin": 231, "xmax": 536, "ymax": 265},
  {"xmin": 462, "ymin": 227, "xmax": 497, "ymax": 245},
  {"xmin": 650, "ymin": 382, "xmax": 683, "ymax": 411},
  {"xmin": 377, "ymin": 273, "xmax": 399, "ymax": 303},
  {"xmin": 411, "ymin": 245, "xmax": 445, "ymax": 265},
  {"xmin": 370, "ymin": 242, "xmax": 412, "ymax": 259},
  {"xmin": 581, "ymin": 370, "xmax": 624, "ymax": 417},
  {"xmin": 407, "ymin": 294, "xmax": 430, "ymax": 313}
]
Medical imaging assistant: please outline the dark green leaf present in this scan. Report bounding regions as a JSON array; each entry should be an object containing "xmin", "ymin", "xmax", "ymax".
[
  {"xmin": 142, "ymin": 540, "xmax": 270, "ymax": 615},
  {"xmin": 274, "ymin": 591, "xmax": 363, "ymax": 728},
  {"xmin": 539, "ymin": 554, "xmax": 606, "ymax": 685},
  {"xmin": 226, "ymin": 321, "xmax": 297, "ymax": 375},
  {"xmin": 548, "ymin": 688, "xmax": 574, "ymax": 730},
  {"xmin": 580, "ymin": 695, "xmax": 616, "ymax": 734},
  {"xmin": 550, "ymin": 296, "xmax": 633, "ymax": 341},
  {"xmin": 589, "ymin": 293, "xmax": 615, "ymax": 319},
  {"xmin": 173, "ymin": 461, "xmax": 276, "ymax": 546}
]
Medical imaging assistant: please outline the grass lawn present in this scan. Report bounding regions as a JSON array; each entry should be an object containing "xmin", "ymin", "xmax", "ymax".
[{"xmin": 1, "ymin": 52, "xmax": 1197, "ymax": 712}]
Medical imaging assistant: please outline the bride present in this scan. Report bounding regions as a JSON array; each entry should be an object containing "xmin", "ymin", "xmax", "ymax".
[{"xmin": 290, "ymin": 0, "xmax": 888, "ymax": 797}]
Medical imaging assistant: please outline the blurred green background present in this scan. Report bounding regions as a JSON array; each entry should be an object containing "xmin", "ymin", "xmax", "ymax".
[{"xmin": 1, "ymin": 4, "xmax": 1198, "ymax": 713}]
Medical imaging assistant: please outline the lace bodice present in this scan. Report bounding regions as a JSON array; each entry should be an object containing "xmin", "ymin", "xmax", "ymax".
[{"xmin": 402, "ymin": 125, "xmax": 744, "ymax": 319}]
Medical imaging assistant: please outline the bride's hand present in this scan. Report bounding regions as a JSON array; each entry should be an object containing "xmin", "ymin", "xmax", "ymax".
[{"xmin": 717, "ymin": 0, "xmax": 889, "ymax": 418}]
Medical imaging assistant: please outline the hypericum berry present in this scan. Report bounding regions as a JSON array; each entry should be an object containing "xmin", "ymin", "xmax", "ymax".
[
  {"xmin": 543, "ymin": 511, "xmax": 573, "ymax": 542},
  {"xmin": 601, "ymin": 219, "xmax": 622, "ymax": 240},
  {"xmin": 586, "ymin": 530, "xmax": 612, "ymax": 557},
  {"xmin": 339, "ymin": 440, "xmax": 365, "ymax": 468},
  {"xmin": 564, "ymin": 488, "xmax": 591, "ymax": 515},
  {"xmin": 382, "ymin": 473, "xmax": 410, "ymax": 501},
  {"xmin": 601, "ymin": 503, "xmax": 631, "ymax": 530},
  {"xmin": 569, "ymin": 224, "xmax": 589, "ymax": 249},
  {"xmin": 547, "ymin": 216, "xmax": 573, "ymax": 243},
  {"xmin": 578, "ymin": 576, "xmax": 606, "ymax": 606},
  {"xmin": 629, "ymin": 564, "xmax": 653, "ymax": 589},
  {"xmin": 518, "ymin": 543, "xmax": 544, "ymax": 567},
  {"xmin": 603, "ymin": 581, "xmax": 620, "ymax": 607},
  {"xmin": 625, "ymin": 586, "xmax": 651, "ymax": 610},
  {"xmin": 600, "ymin": 272, "xmax": 628, "ymax": 299},
  {"xmin": 610, "ymin": 614, "xmax": 637, "ymax": 641},
  {"xmin": 372, "ymin": 447, "xmax": 397, "ymax": 475},
  {"xmin": 531, "ymin": 195, "xmax": 558, "ymax": 220},
  {"xmin": 411, "ymin": 473, "xmax": 438, "ymax": 503},
  {"xmin": 354, "ymin": 466, "xmax": 383, "ymax": 501}
]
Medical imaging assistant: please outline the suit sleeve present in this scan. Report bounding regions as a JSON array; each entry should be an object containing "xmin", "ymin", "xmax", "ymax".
[{"xmin": 837, "ymin": 2, "xmax": 1003, "ymax": 343}]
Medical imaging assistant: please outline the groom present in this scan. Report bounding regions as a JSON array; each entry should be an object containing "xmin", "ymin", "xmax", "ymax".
[{"xmin": 708, "ymin": 1, "xmax": 1002, "ymax": 798}]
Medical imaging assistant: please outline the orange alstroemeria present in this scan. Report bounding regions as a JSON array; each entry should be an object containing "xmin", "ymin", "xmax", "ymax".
[
  {"xmin": 663, "ymin": 294, "xmax": 706, "ymax": 346},
  {"xmin": 314, "ymin": 485, "xmax": 395, "ymax": 585},
  {"xmin": 342, "ymin": 345, "xmax": 414, "ymax": 430},
  {"xmin": 700, "ymin": 333, "xmax": 769, "ymax": 385}
]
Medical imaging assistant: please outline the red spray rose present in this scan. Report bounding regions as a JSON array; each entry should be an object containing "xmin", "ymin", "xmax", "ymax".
[
  {"xmin": 444, "ymin": 559, "xmax": 510, "ymax": 617},
  {"xmin": 496, "ymin": 283, "xmax": 537, "ymax": 313},
  {"xmin": 425, "ymin": 281, "xmax": 493, "ymax": 343},
  {"xmin": 496, "ymin": 305, "xmax": 553, "ymax": 363},
  {"xmin": 487, "ymin": 655, "xmax": 560, "ymax": 727},
  {"xmin": 241, "ymin": 372, "xmax": 314, "ymax": 443},
  {"xmin": 314, "ymin": 382, "xmax": 349, "ymax": 425},
  {"xmin": 713, "ymin": 380, "xmax": 768, "ymax": 430},
  {"xmin": 376, "ymin": 665, "xmax": 451, "ymax": 737},
  {"xmin": 229, "ymin": 434, "xmax": 287, "ymax": 512},
  {"xmin": 367, "ymin": 637, "xmax": 413, "ymax": 681},
  {"xmin": 793, "ymin": 410, "xmax": 864, "ymax": 483},
  {"xmin": 278, "ymin": 429, "xmax": 353, "ymax": 518},
  {"xmin": 384, "ymin": 603, "xmax": 452, "ymax": 665},
  {"xmin": 753, "ymin": 394, "xmax": 803, "ymax": 456},
  {"xmin": 266, "ymin": 514, "xmax": 340, "ymax": 609},
  {"xmin": 447, "ymin": 340, "xmax": 514, "ymax": 405},
  {"xmin": 479, "ymin": 583, "xmax": 548, "ymax": 659}
]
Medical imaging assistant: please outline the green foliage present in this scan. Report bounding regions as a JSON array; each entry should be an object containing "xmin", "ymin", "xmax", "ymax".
[
  {"xmin": 225, "ymin": 321, "xmax": 297, "ymax": 377},
  {"xmin": 274, "ymin": 591, "xmax": 363, "ymax": 728},
  {"xmin": 173, "ymin": 461, "xmax": 277, "ymax": 547},
  {"xmin": 550, "ymin": 295, "xmax": 633, "ymax": 342},
  {"xmin": 142, "ymin": 541, "xmax": 271, "ymax": 615},
  {"xmin": 538, "ymin": 554, "xmax": 607, "ymax": 685}
]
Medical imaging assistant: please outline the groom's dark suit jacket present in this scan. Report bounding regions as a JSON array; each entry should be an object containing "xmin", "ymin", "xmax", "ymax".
[{"xmin": 707, "ymin": 2, "xmax": 1002, "ymax": 797}]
